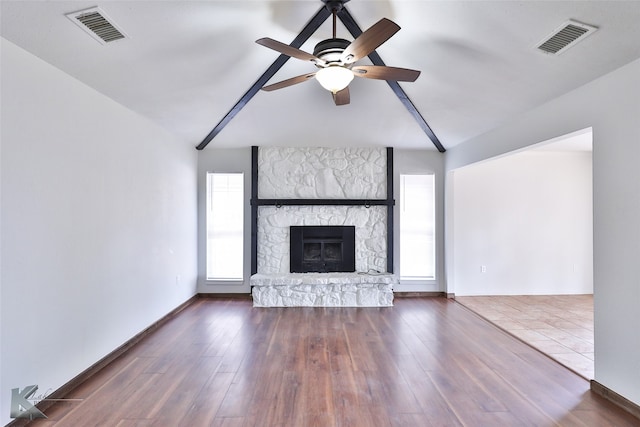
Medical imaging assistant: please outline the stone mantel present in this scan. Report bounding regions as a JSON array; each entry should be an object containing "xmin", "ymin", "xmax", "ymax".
[{"xmin": 251, "ymin": 273, "xmax": 397, "ymax": 307}]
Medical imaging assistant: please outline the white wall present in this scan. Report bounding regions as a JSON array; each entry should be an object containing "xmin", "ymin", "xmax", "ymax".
[
  {"xmin": 445, "ymin": 58, "xmax": 640, "ymax": 407},
  {"xmin": 393, "ymin": 150, "xmax": 445, "ymax": 292},
  {"xmin": 0, "ymin": 38, "xmax": 198, "ymax": 424},
  {"xmin": 197, "ymin": 148, "xmax": 252, "ymax": 293},
  {"xmin": 451, "ymin": 150, "xmax": 592, "ymax": 295}
]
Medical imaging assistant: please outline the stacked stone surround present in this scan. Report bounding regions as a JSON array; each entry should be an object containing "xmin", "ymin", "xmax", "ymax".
[
  {"xmin": 257, "ymin": 205, "xmax": 387, "ymax": 274},
  {"xmin": 253, "ymin": 147, "xmax": 395, "ymax": 307},
  {"xmin": 258, "ymin": 147, "xmax": 387, "ymax": 200}
]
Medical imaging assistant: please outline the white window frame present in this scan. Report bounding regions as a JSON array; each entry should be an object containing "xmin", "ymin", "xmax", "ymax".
[
  {"xmin": 399, "ymin": 174, "xmax": 436, "ymax": 281},
  {"xmin": 206, "ymin": 172, "xmax": 244, "ymax": 281}
]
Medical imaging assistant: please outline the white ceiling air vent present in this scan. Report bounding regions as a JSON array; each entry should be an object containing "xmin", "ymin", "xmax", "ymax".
[
  {"xmin": 66, "ymin": 7, "xmax": 128, "ymax": 45},
  {"xmin": 536, "ymin": 20, "xmax": 598, "ymax": 55}
]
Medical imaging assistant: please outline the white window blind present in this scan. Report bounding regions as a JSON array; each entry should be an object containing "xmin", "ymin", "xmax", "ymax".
[
  {"xmin": 206, "ymin": 173, "xmax": 244, "ymax": 280},
  {"xmin": 400, "ymin": 174, "xmax": 436, "ymax": 280}
]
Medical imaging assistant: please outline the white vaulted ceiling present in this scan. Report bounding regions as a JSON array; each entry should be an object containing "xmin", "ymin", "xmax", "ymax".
[{"xmin": 2, "ymin": 1, "xmax": 639, "ymax": 151}]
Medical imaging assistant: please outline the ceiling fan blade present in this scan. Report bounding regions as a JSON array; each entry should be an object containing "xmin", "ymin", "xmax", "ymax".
[
  {"xmin": 351, "ymin": 65, "xmax": 420, "ymax": 82},
  {"xmin": 261, "ymin": 73, "xmax": 317, "ymax": 92},
  {"xmin": 340, "ymin": 18, "xmax": 400, "ymax": 64},
  {"xmin": 332, "ymin": 87, "xmax": 350, "ymax": 106},
  {"xmin": 256, "ymin": 38, "xmax": 326, "ymax": 66}
]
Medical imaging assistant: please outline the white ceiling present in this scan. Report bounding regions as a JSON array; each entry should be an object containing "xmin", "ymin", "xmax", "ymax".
[{"xmin": 2, "ymin": 1, "xmax": 639, "ymax": 151}]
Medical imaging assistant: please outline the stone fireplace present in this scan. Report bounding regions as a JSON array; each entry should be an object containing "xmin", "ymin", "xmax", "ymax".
[{"xmin": 250, "ymin": 147, "xmax": 397, "ymax": 307}]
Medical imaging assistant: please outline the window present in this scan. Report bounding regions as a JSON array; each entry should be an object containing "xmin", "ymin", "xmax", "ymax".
[
  {"xmin": 400, "ymin": 174, "xmax": 436, "ymax": 280},
  {"xmin": 206, "ymin": 173, "xmax": 244, "ymax": 280}
]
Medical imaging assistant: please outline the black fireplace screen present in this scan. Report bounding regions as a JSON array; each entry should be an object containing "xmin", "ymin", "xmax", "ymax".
[{"xmin": 290, "ymin": 226, "xmax": 356, "ymax": 273}]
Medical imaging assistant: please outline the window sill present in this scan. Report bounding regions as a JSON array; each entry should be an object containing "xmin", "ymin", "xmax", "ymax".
[
  {"xmin": 205, "ymin": 279, "xmax": 244, "ymax": 285},
  {"xmin": 400, "ymin": 278, "xmax": 437, "ymax": 285}
]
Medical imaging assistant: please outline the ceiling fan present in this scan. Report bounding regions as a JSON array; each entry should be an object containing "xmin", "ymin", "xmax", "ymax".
[{"xmin": 256, "ymin": 1, "xmax": 420, "ymax": 106}]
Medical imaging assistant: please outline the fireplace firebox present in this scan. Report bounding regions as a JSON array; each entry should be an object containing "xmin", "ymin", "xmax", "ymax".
[{"xmin": 290, "ymin": 226, "xmax": 356, "ymax": 273}]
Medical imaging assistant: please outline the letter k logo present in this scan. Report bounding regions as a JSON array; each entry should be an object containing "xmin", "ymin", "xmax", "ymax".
[{"xmin": 10, "ymin": 385, "xmax": 47, "ymax": 419}]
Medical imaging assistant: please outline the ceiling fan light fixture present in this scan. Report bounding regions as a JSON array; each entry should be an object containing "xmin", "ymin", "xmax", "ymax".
[{"xmin": 315, "ymin": 66, "xmax": 354, "ymax": 93}]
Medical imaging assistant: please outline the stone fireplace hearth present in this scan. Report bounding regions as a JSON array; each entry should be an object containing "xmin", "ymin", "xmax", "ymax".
[{"xmin": 251, "ymin": 273, "xmax": 396, "ymax": 307}]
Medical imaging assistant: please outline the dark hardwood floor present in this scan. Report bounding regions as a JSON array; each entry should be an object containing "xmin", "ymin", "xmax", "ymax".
[{"xmin": 21, "ymin": 297, "xmax": 638, "ymax": 426}]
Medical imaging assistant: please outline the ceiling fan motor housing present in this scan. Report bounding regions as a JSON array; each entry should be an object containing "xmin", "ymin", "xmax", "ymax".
[
  {"xmin": 322, "ymin": 0, "xmax": 348, "ymax": 13},
  {"xmin": 313, "ymin": 38, "xmax": 351, "ymax": 65}
]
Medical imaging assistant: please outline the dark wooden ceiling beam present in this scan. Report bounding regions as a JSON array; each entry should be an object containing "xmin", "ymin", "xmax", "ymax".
[
  {"xmin": 196, "ymin": 6, "xmax": 332, "ymax": 150},
  {"xmin": 337, "ymin": 7, "xmax": 446, "ymax": 152}
]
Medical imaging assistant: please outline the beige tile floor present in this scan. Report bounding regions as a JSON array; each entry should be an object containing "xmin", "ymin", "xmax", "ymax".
[{"xmin": 455, "ymin": 295, "xmax": 594, "ymax": 379}]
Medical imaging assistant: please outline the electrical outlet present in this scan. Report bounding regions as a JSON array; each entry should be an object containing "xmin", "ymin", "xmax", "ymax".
[{"xmin": 481, "ymin": 265, "xmax": 487, "ymax": 273}]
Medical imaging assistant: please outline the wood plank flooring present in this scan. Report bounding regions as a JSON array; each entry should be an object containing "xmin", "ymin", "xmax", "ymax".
[{"xmin": 20, "ymin": 297, "xmax": 638, "ymax": 426}]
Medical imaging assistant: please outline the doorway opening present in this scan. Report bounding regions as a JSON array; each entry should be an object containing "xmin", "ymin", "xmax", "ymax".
[{"xmin": 451, "ymin": 127, "xmax": 594, "ymax": 379}]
